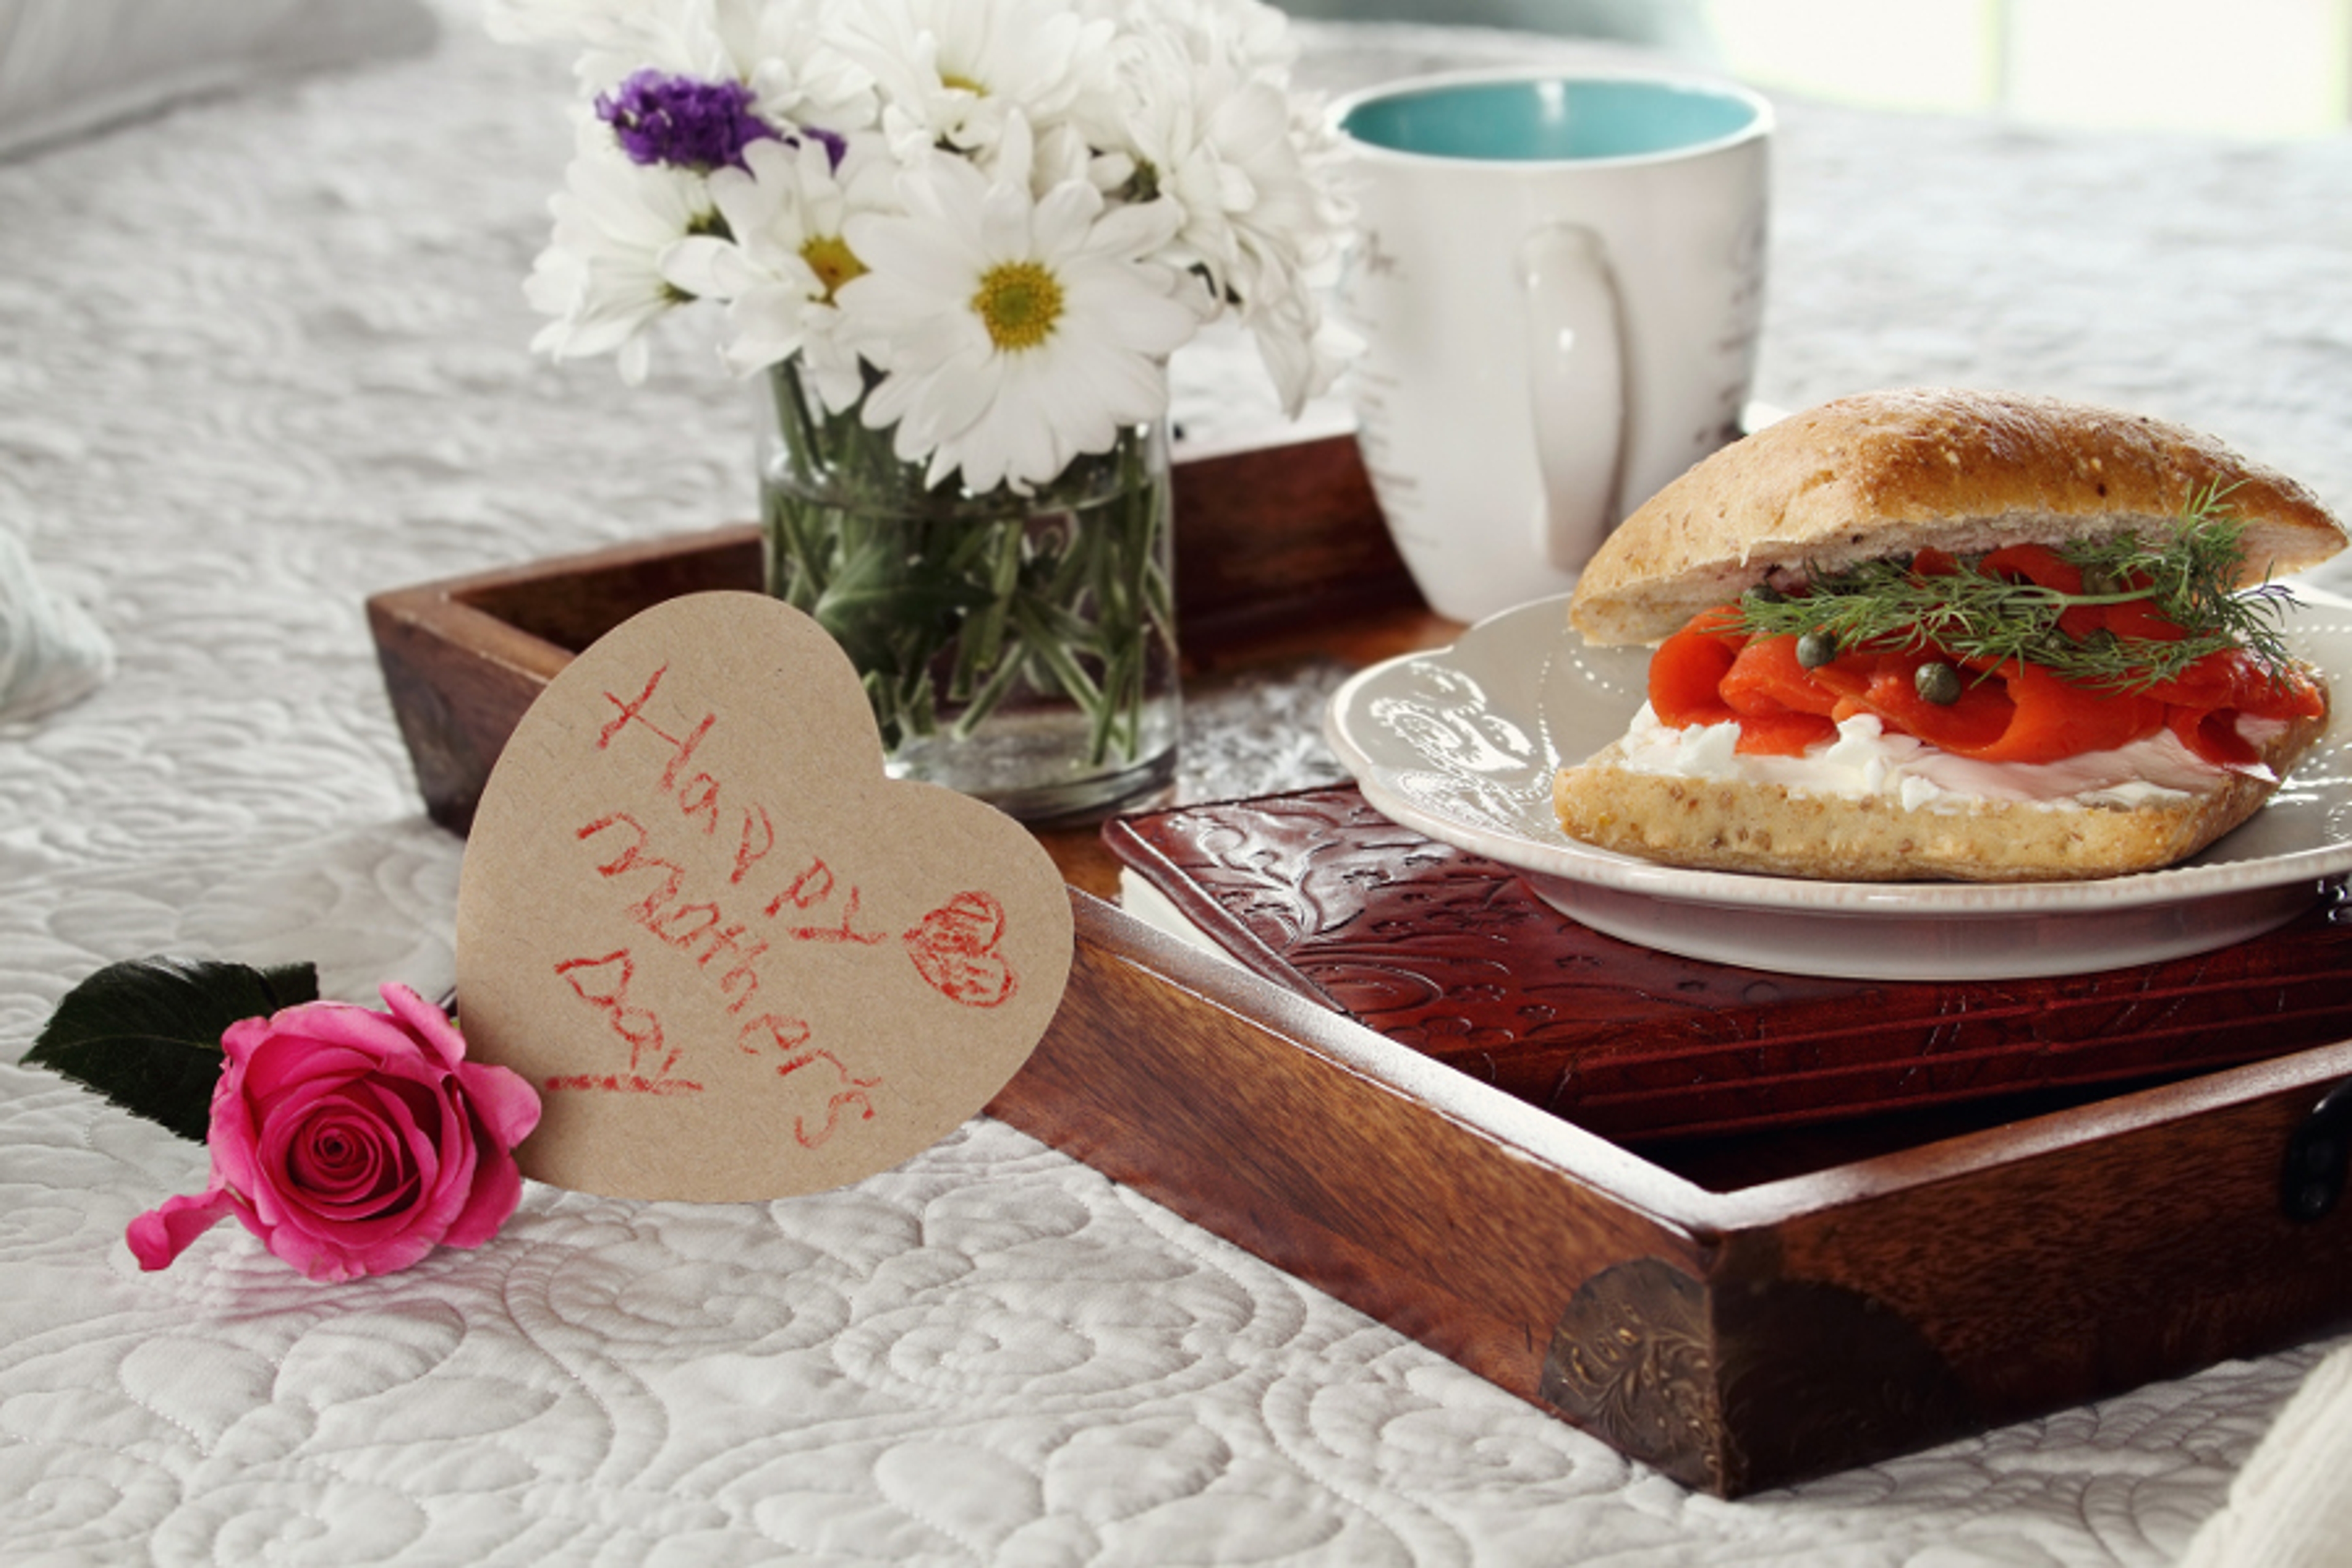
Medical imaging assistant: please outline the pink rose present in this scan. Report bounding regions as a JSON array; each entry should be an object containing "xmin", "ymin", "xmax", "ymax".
[{"xmin": 127, "ymin": 984, "xmax": 541, "ymax": 1283}]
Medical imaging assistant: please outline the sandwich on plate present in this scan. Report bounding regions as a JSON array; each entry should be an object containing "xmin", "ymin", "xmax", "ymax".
[{"xmin": 1554, "ymin": 387, "xmax": 2346, "ymax": 881}]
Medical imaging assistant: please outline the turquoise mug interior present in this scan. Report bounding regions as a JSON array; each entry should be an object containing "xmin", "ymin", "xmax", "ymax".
[{"xmin": 1341, "ymin": 75, "xmax": 1762, "ymax": 162}]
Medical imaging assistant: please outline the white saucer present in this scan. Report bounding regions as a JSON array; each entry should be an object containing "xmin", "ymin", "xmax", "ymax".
[{"xmin": 1322, "ymin": 592, "xmax": 2352, "ymax": 981}]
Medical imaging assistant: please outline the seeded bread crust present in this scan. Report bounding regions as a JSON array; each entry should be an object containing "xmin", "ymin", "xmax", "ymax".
[
  {"xmin": 1551, "ymin": 700, "xmax": 2329, "ymax": 883},
  {"xmin": 1569, "ymin": 388, "xmax": 2348, "ymax": 647}
]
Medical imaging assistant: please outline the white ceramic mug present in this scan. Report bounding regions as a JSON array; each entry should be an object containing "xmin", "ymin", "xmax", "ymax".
[{"xmin": 1329, "ymin": 67, "xmax": 1773, "ymax": 623}]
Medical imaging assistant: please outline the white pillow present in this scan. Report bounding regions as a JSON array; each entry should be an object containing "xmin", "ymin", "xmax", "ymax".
[
  {"xmin": 0, "ymin": 0, "xmax": 439, "ymax": 160},
  {"xmin": 0, "ymin": 529, "xmax": 111, "ymax": 725}
]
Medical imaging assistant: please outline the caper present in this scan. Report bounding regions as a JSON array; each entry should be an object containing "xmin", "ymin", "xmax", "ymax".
[
  {"xmin": 1795, "ymin": 629, "xmax": 1839, "ymax": 669},
  {"xmin": 1915, "ymin": 661, "xmax": 1962, "ymax": 706},
  {"xmin": 1746, "ymin": 584, "xmax": 1787, "ymax": 607}
]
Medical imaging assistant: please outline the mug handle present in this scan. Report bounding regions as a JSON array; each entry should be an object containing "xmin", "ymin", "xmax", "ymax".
[{"xmin": 1515, "ymin": 224, "xmax": 1626, "ymax": 575}]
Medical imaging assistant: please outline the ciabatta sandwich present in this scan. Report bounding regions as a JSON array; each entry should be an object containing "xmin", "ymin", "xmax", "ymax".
[{"xmin": 1554, "ymin": 388, "xmax": 2346, "ymax": 881}]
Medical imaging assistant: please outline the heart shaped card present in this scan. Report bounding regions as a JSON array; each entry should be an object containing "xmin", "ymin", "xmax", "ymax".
[{"xmin": 454, "ymin": 591, "xmax": 1075, "ymax": 1201}]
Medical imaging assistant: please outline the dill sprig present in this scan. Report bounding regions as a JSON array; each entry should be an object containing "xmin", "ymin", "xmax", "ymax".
[{"xmin": 1731, "ymin": 488, "xmax": 2301, "ymax": 692}]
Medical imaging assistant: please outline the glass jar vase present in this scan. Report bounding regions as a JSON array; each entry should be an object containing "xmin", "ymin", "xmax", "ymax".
[{"xmin": 754, "ymin": 359, "xmax": 1180, "ymax": 823}]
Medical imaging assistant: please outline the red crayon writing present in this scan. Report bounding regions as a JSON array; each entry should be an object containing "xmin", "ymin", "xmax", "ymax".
[
  {"xmin": 903, "ymin": 891, "xmax": 1019, "ymax": 1008},
  {"xmin": 579, "ymin": 812, "xmax": 771, "ymax": 1014},
  {"xmin": 599, "ymin": 663, "xmax": 716, "ymax": 803},
  {"xmin": 548, "ymin": 949, "xmax": 704, "ymax": 1095},
  {"xmin": 739, "ymin": 1014, "xmax": 881, "ymax": 1148},
  {"xmin": 765, "ymin": 856, "xmax": 888, "ymax": 946}
]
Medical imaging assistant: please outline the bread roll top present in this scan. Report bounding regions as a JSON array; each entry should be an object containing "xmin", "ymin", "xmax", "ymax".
[{"xmin": 1569, "ymin": 387, "xmax": 2348, "ymax": 646}]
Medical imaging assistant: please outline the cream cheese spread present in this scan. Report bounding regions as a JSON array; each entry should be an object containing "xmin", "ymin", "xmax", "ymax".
[{"xmin": 1610, "ymin": 704, "xmax": 2282, "ymax": 811}]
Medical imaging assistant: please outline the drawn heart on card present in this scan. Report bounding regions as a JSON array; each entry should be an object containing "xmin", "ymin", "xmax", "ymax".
[
  {"xmin": 453, "ymin": 591, "xmax": 1075, "ymax": 1202},
  {"xmin": 903, "ymin": 891, "xmax": 1017, "ymax": 1009}
]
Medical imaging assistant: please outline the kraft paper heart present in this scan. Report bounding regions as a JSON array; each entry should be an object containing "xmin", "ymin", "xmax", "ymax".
[{"xmin": 454, "ymin": 590, "xmax": 1074, "ymax": 1201}]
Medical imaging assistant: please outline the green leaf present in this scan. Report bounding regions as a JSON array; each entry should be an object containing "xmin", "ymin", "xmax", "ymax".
[{"xmin": 24, "ymin": 957, "xmax": 319, "ymax": 1142}]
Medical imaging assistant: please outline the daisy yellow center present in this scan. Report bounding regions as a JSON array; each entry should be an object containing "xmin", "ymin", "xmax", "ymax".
[
  {"xmin": 940, "ymin": 70, "xmax": 986, "ymax": 94},
  {"xmin": 972, "ymin": 261, "xmax": 1063, "ymax": 352},
  {"xmin": 799, "ymin": 234, "xmax": 865, "ymax": 301}
]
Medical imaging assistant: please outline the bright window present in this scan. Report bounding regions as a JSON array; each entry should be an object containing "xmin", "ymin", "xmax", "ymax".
[{"xmin": 1704, "ymin": 0, "xmax": 2352, "ymax": 135}]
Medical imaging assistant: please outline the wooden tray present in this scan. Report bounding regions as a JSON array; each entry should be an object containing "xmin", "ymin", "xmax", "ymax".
[{"xmin": 366, "ymin": 429, "xmax": 2352, "ymax": 1498}]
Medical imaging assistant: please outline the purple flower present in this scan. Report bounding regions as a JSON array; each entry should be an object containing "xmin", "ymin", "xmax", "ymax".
[
  {"xmin": 799, "ymin": 124, "xmax": 849, "ymax": 170},
  {"xmin": 596, "ymin": 70, "xmax": 778, "ymax": 173}
]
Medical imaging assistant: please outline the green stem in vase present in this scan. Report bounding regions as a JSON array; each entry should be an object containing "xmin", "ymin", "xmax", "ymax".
[{"xmin": 757, "ymin": 359, "xmax": 1174, "ymax": 769}]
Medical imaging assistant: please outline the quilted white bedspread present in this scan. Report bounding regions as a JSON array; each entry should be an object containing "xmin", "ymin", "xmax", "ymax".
[{"xmin": 7, "ymin": 4, "xmax": 2352, "ymax": 1563}]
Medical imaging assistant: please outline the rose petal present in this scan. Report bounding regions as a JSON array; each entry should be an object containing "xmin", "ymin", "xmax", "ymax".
[
  {"xmin": 256, "ymin": 1080, "xmax": 420, "ymax": 1227},
  {"xmin": 361, "ymin": 1076, "xmax": 443, "ymax": 1208},
  {"xmin": 268, "ymin": 1219, "xmax": 437, "ymax": 1284},
  {"xmin": 365, "ymin": 1074, "xmax": 475, "ymax": 1242},
  {"xmin": 368, "ymin": 1070, "xmax": 448, "ymax": 1134},
  {"xmin": 173, "ymin": 987, "xmax": 541, "ymax": 1282},
  {"xmin": 266, "ymin": 1086, "xmax": 440, "ymax": 1253},
  {"xmin": 380, "ymin": 984, "xmax": 470, "ymax": 1071},
  {"xmin": 126, "ymin": 1186, "xmax": 243, "ymax": 1271},
  {"xmin": 457, "ymin": 1060, "xmax": 543, "ymax": 1151},
  {"xmin": 440, "ymin": 1136, "xmax": 522, "ymax": 1252},
  {"xmin": 388, "ymin": 988, "xmax": 543, "ymax": 1151},
  {"xmin": 239, "ymin": 1038, "xmax": 377, "ymax": 1108},
  {"xmin": 255, "ymin": 1000, "xmax": 423, "ymax": 1072},
  {"xmin": 228, "ymin": 1000, "xmax": 398, "ymax": 1072},
  {"xmin": 205, "ymin": 1061, "xmax": 265, "ymax": 1200},
  {"xmin": 285, "ymin": 1104, "xmax": 397, "ymax": 1204},
  {"xmin": 219, "ymin": 1012, "xmax": 279, "ymax": 1069}
]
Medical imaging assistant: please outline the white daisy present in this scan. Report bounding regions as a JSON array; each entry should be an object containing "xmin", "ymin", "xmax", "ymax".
[
  {"xmin": 661, "ymin": 132, "xmax": 897, "ymax": 406},
  {"xmin": 837, "ymin": 117, "xmax": 1199, "ymax": 493},
  {"xmin": 1082, "ymin": 0, "xmax": 1297, "ymax": 82},
  {"xmin": 703, "ymin": 0, "xmax": 880, "ymax": 148},
  {"xmin": 1089, "ymin": 28, "xmax": 1344, "ymax": 414},
  {"xmin": 524, "ymin": 119, "xmax": 715, "ymax": 385},
  {"xmin": 1240, "ymin": 267, "xmax": 1356, "ymax": 418},
  {"xmin": 832, "ymin": 0, "xmax": 1112, "ymax": 167},
  {"xmin": 499, "ymin": 0, "xmax": 880, "ymax": 156}
]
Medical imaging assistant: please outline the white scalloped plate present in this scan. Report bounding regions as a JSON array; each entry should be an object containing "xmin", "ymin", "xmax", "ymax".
[{"xmin": 1322, "ymin": 590, "xmax": 2352, "ymax": 980}]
